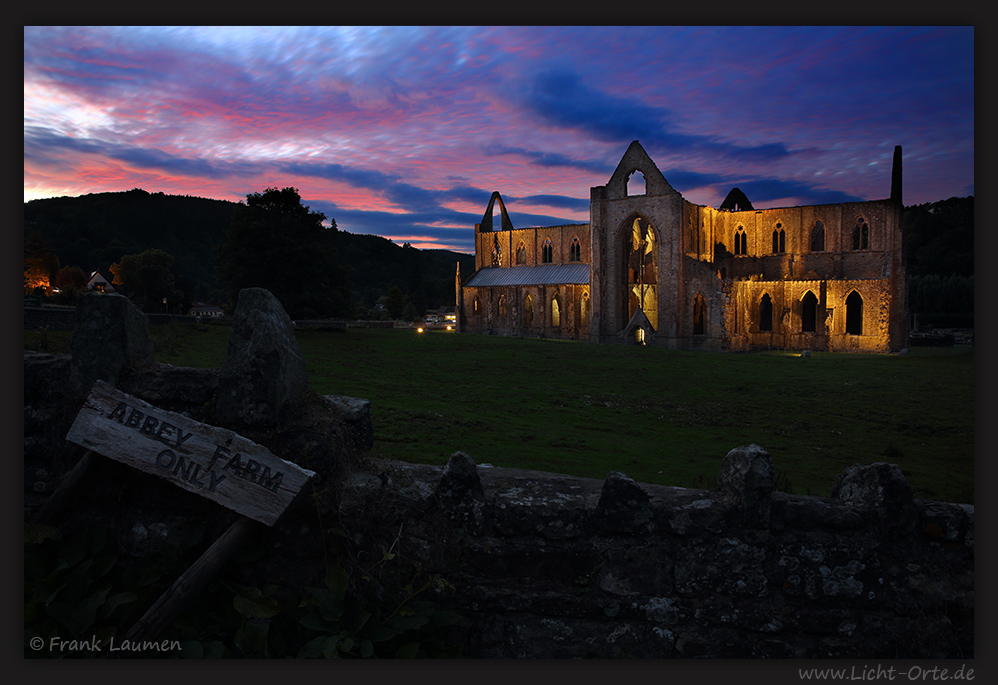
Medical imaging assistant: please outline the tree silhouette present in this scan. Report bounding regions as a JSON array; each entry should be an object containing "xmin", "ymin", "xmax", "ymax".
[
  {"xmin": 216, "ymin": 187, "xmax": 351, "ymax": 318},
  {"xmin": 403, "ymin": 243, "xmax": 427, "ymax": 317},
  {"xmin": 110, "ymin": 249, "xmax": 183, "ymax": 312},
  {"xmin": 385, "ymin": 285, "xmax": 406, "ymax": 319}
]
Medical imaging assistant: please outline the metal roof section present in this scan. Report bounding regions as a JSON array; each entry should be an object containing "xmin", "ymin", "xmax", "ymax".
[{"xmin": 464, "ymin": 263, "xmax": 590, "ymax": 287}]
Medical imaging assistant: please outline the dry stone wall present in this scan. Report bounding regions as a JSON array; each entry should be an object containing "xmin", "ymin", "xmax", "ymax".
[{"xmin": 337, "ymin": 448, "xmax": 973, "ymax": 659}]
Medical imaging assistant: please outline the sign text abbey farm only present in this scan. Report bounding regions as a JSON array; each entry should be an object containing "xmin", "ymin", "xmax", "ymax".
[{"xmin": 66, "ymin": 381, "xmax": 314, "ymax": 526}]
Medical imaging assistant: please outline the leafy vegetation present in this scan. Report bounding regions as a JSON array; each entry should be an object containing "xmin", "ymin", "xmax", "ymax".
[
  {"xmin": 903, "ymin": 196, "xmax": 973, "ymax": 279},
  {"xmin": 903, "ymin": 196, "xmax": 974, "ymax": 327},
  {"xmin": 25, "ymin": 513, "xmax": 462, "ymax": 658},
  {"xmin": 109, "ymin": 324, "xmax": 974, "ymax": 505},
  {"xmin": 24, "ymin": 520, "xmax": 209, "ymax": 658}
]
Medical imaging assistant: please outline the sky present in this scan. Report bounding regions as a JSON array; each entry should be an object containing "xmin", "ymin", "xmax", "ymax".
[{"xmin": 23, "ymin": 25, "xmax": 975, "ymax": 254}]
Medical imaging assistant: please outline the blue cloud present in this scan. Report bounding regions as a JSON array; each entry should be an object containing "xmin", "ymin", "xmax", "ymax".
[
  {"xmin": 513, "ymin": 195, "xmax": 590, "ymax": 212},
  {"xmin": 523, "ymin": 69, "xmax": 670, "ymax": 144},
  {"xmin": 521, "ymin": 69, "xmax": 793, "ymax": 163},
  {"xmin": 278, "ymin": 161, "xmax": 402, "ymax": 189},
  {"xmin": 484, "ymin": 145, "xmax": 612, "ymax": 175},
  {"xmin": 732, "ymin": 178, "xmax": 864, "ymax": 207}
]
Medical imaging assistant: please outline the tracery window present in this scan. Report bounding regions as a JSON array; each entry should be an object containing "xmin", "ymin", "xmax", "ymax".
[
  {"xmin": 852, "ymin": 218, "xmax": 869, "ymax": 250},
  {"xmin": 772, "ymin": 223, "xmax": 785, "ymax": 253},
  {"xmin": 542, "ymin": 239, "xmax": 553, "ymax": 264},
  {"xmin": 569, "ymin": 236, "xmax": 581, "ymax": 262},
  {"xmin": 735, "ymin": 227, "xmax": 747, "ymax": 255},
  {"xmin": 625, "ymin": 217, "xmax": 658, "ymax": 330},
  {"xmin": 491, "ymin": 234, "xmax": 502, "ymax": 266},
  {"xmin": 515, "ymin": 241, "xmax": 526, "ymax": 265}
]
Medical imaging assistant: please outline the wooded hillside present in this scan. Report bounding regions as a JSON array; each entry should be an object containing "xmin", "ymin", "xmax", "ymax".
[{"xmin": 23, "ymin": 189, "xmax": 475, "ymax": 317}]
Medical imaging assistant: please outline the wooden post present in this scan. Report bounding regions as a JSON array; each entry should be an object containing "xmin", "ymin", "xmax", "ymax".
[
  {"xmin": 32, "ymin": 449, "xmax": 101, "ymax": 525},
  {"xmin": 117, "ymin": 516, "xmax": 260, "ymax": 649}
]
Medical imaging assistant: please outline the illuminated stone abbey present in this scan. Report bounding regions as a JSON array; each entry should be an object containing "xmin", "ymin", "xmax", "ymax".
[{"xmin": 456, "ymin": 141, "xmax": 907, "ymax": 352}]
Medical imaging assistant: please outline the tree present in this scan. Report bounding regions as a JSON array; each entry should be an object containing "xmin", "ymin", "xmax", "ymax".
[
  {"xmin": 385, "ymin": 285, "xmax": 406, "ymax": 319},
  {"xmin": 403, "ymin": 243, "xmax": 427, "ymax": 317},
  {"xmin": 24, "ymin": 232, "xmax": 60, "ymax": 293},
  {"xmin": 216, "ymin": 187, "xmax": 351, "ymax": 318},
  {"xmin": 110, "ymin": 249, "xmax": 183, "ymax": 312},
  {"xmin": 50, "ymin": 265, "xmax": 89, "ymax": 304},
  {"xmin": 54, "ymin": 265, "xmax": 88, "ymax": 292},
  {"xmin": 402, "ymin": 301, "xmax": 418, "ymax": 322}
]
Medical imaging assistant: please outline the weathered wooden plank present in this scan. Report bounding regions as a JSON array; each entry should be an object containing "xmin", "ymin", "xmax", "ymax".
[{"xmin": 65, "ymin": 380, "xmax": 314, "ymax": 526}]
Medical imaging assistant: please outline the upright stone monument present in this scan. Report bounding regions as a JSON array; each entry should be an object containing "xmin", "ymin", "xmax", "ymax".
[
  {"xmin": 713, "ymin": 443, "xmax": 775, "ymax": 528},
  {"xmin": 832, "ymin": 462, "xmax": 918, "ymax": 539},
  {"xmin": 216, "ymin": 288, "xmax": 308, "ymax": 429},
  {"xmin": 70, "ymin": 292, "xmax": 154, "ymax": 393}
]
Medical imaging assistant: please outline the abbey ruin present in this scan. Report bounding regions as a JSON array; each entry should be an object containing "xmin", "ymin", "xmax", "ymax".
[{"xmin": 457, "ymin": 141, "xmax": 906, "ymax": 353}]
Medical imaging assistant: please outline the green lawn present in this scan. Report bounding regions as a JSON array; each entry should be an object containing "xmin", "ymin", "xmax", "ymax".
[{"xmin": 26, "ymin": 324, "xmax": 975, "ymax": 503}]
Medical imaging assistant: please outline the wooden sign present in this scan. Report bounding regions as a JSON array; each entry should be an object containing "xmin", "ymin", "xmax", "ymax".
[{"xmin": 65, "ymin": 380, "xmax": 315, "ymax": 526}]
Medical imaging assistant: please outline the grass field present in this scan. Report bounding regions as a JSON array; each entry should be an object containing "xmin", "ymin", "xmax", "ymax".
[{"xmin": 25, "ymin": 324, "xmax": 975, "ymax": 504}]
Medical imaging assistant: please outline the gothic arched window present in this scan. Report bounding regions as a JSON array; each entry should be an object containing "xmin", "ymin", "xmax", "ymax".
[
  {"xmin": 760, "ymin": 293, "xmax": 773, "ymax": 332},
  {"xmin": 846, "ymin": 291, "xmax": 863, "ymax": 334},
  {"xmin": 852, "ymin": 218, "xmax": 869, "ymax": 250},
  {"xmin": 542, "ymin": 239, "xmax": 553, "ymax": 264},
  {"xmin": 693, "ymin": 293, "xmax": 706, "ymax": 335},
  {"xmin": 810, "ymin": 221, "xmax": 825, "ymax": 252},
  {"xmin": 801, "ymin": 291, "xmax": 818, "ymax": 333},
  {"xmin": 735, "ymin": 227, "xmax": 747, "ymax": 255}
]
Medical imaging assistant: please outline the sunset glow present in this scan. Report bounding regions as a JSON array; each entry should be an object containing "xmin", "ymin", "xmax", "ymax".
[{"xmin": 24, "ymin": 26, "xmax": 974, "ymax": 254}]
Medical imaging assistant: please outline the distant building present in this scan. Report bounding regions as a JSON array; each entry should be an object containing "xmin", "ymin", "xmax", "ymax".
[
  {"xmin": 188, "ymin": 303, "xmax": 225, "ymax": 318},
  {"xmin": 435, "ymin": 305, "xmax": 457, "ymax": 322},
  {"xmin": 86, "ymin": 270, "xmax": 115, "ymax": 293},
  {"xmin": 423, "ymin": 306, "xmax": 457, "ymax": 328},
  {"xmin": 457, "ymin": 140, "xmax": 906, "ymax": 353}
]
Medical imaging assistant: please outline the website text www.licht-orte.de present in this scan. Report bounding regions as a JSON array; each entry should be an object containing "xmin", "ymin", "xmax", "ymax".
[{"xmin": 799, "ymin": 665, "xmax": 975, "ymax": 682}]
